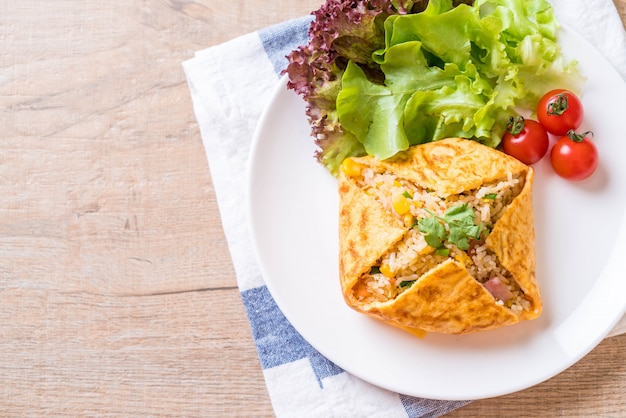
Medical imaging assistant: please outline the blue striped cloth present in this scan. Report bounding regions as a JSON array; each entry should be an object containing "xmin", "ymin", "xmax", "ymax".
[{"xmin": 182, "ymin": 3, "xmax": 625, "ymax": 416}]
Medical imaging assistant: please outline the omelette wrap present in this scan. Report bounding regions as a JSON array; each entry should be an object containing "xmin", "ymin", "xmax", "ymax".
[{"xmin": 338, "ymin": 138, "xmax": 542, "ymax": 335}]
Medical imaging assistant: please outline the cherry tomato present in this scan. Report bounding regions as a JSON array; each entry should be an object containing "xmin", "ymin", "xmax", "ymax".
[
  {"xmin": 537, "ymin": 89, "xmax": 584, "ymax": 136},
  {"xmin": 501, "ymin": 116, "xmax": 549, "ymax": 165},
  {"xmin": 550, "ymin": 131, "xmax": 598, "ymax": 181}
]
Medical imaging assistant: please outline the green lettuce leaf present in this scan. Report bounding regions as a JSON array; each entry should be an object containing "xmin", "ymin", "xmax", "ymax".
[
  {"xmin": 285, "ymin": 0, "xmax": 424, "ymax": 175},
  {"xmin": 335, "ymin": 0, "xmax": 582, "ymax": 161},
  {"xmin": 336, "ymin": 61, "xmax": 411, "ymax": 159}
]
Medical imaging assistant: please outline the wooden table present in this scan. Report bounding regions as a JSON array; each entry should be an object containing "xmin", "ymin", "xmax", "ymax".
[{"xmin": 1, "ymin": 1, "xmax": 624, "ymax": 416}]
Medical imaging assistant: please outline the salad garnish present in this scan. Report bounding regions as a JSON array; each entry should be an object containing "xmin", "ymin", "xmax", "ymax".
[{"xmin": 285, "ymin": 0, "xmax": 583, "ymax": 175}]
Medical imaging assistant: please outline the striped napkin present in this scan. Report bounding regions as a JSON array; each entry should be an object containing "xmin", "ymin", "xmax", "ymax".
[{"xmin": 182, "ymin": 2, "xmax": 626, "ymax": 416}]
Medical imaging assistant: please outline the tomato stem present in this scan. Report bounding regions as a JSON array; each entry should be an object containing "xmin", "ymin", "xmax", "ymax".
[
  {"xmin": 566, "ymin": 129, "xmax": 593, "ymax": 143},
  {"xmin": 506, "ymin": 115, "xmax": 525, "ymax": 136},
  {"xmin": 547, "ymin": 93, "xmax": 569, "ymax": 116}
]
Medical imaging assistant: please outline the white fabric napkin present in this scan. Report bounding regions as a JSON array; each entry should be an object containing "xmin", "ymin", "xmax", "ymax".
[{"xmin": 183, "ymin": 2, "xmax": 626, "ymax": 416}]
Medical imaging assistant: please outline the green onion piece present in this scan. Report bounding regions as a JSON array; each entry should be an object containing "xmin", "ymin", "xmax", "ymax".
[
  {"xmin": 402, "ymin": 191, "xmax": 412, "ymax": 199},
  {"xmin": 369, "ymin": 266, "xmax": 381, "ymax": 274},
  {"xmin": 483, "ymin": 193, "xmax": 498, "ymax": 200},
  {"xmin": 399, "ymin": 280, "xmax": 416, "ymax": 288},
  {"xmin": 435, "ymin": 247, "xmax": 450, "ymax": 257}
]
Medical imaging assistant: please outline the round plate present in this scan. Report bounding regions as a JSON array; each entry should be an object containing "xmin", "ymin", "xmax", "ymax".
[{"xmin": 247, "ymin": 26, "xmax": 626, "ymax": 400}]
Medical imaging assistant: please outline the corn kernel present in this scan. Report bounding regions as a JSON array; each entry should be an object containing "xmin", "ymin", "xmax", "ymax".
[
  {"xmin": 340, "ymin": 158, "xmax": 363, "ymax": 177},
  {"xmin": 454, "ymin": 251, "xmax": 472, "ymax": 266},
  {"xmin": 421, "ymin": 245, "xmax": 435, "ymax": 255},
  {"xmin": 403, "ymin": 213, "xmax": 415, "ymax": 228},
  {"xmin": 392, "ymin": 192, "xmax": 410, "ymax": 215},
  {"xmin": 379, "ymin": 263, "xmax": 393, "ymax": 278}
]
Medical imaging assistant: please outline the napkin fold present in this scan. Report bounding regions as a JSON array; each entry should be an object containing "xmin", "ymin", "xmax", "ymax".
[{"xmin": 183, "ymin": 2, "xmax": 626, "ymax": 416}]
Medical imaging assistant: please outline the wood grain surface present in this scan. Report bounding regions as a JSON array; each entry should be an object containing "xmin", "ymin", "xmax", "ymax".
[{"xmin": 1, "ymin": 1, "xmax": 625, "ymax": 416}]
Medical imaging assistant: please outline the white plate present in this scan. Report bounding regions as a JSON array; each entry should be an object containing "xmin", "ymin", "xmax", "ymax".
[{"xmin": 247, "ymin": 26, "xmax": 626, "ymax": 400}]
